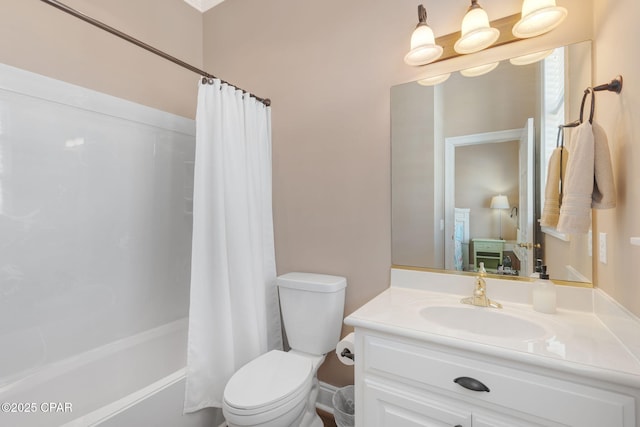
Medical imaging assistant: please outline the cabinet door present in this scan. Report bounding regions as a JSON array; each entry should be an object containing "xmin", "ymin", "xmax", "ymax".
[{"xmin": 363, "ymin": 378, "xmax": 471, "ymax": 427}]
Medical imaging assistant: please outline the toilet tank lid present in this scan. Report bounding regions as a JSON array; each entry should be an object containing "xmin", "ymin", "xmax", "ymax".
[{"xmin": 277, "ymin": 272, "xmax": 347, "ymax": 293}]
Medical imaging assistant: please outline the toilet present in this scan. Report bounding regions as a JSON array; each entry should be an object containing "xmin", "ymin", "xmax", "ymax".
[{"xmin": 222, "ymin": 272, "xmax": 347, "ymax": 427}]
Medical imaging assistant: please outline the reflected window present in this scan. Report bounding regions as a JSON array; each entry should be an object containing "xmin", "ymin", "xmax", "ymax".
[{"xmin": 540, "ymin": 48, "xmax": 565, "ymax": 207}]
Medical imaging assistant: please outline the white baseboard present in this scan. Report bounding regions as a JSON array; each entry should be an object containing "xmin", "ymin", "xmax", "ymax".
[{"xmin": 315, "ymin": 381, "xmax": 339, "ymax": 414}]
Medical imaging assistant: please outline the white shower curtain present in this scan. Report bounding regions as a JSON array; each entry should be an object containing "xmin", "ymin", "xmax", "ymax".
[{"xmin": 184, "ymin": 79, "xmax": 282, "ymax": 413}]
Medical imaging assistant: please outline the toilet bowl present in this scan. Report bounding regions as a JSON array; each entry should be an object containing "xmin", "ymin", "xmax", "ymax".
[
  {"xmin": 223, "ymin": 350, "xmax": 323, "ymax": 427},
  {"xmin": 222, "ymin": 272, "xmax": 347, "ymax": 427}
]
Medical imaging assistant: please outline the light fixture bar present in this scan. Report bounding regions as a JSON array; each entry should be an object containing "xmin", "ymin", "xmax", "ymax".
[{"xmin": 432, "ymin": 13, "xmax": 521, "ymax": 65}]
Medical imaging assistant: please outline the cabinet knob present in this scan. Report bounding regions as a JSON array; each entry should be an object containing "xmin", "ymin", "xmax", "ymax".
[{"xmin": 453, "ymin": 376, "xmax": 490, "ymax": 392}]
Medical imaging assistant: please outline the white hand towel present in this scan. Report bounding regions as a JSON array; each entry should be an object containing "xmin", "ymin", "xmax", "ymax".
[
  {"xmin": 540, "ymin": 146, "xmax": 568, "ymax": 228},
  {"xmin": 592, "ymin": 121, "xmax": 616, "ymax": 209},
  {"xmin": 557, "ymin": 122, "xmax": 594, "ymax": 234}
]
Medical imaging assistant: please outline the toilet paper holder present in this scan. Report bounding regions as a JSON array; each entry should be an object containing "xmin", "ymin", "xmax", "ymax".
[{"xmin": 340, "ymin": 348, "xmax": 355, "ymax": 361}]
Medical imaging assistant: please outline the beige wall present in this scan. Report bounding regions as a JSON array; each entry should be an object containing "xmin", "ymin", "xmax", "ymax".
[
  {"xmin": 391, "ymin": 83, "xmax": 439, "ymax": 268},
  {"xmin": 443, "ymin": 63, "xmax": 538, "ymax": 138},
  {"xmin": 0, "ymin": 0, "xmax": 203, "ymax": 118},
  {"xmin": 593, "ymin": 0, "xmax": 640, "ymax": 314},
  {"xmin": 203, "ymin": 0, "xmax": 594, "ymax": 387},
  {"xmin": 456, "ymin": 142, "xmax": 520, "ymax": 242},
  {"xmin": 4, "ymin": 0, "xmax": 625, "ymax": 391}
]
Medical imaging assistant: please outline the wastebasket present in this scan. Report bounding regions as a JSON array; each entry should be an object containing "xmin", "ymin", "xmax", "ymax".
[{"xmin": 332, "ymin": 385, "xmax": 355, "ymax": 427}]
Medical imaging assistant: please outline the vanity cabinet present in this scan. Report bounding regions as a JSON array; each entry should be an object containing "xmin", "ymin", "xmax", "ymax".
[{"xmin": 355, "ymin": 331, "xmax": 636, "ymax": 427}]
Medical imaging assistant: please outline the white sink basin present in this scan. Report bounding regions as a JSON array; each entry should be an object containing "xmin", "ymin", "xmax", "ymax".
[{"xmin": 419, "ymin": 305, "xmax": 548, "ymax": 340}]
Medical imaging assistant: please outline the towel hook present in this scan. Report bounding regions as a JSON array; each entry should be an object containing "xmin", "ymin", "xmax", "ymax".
[
  {"xmin": 579, "ymin": 87, "xmax": 595, "ymax": 124},
  {"xmin": 578, "ymin": 76, "xmax": 623, "ymax": 124},
  {"xmin": 593, "ymin": 75, "xmax": 623, "ymax": 94}
]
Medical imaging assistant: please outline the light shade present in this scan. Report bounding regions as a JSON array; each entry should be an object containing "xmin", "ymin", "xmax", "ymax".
[
  {"xmin": 404, "ymin": 5, "xmax": 443, "ymax": 66},
  {"xmin": 509, "ymin": 48, "xmax": 554, "ymax": 65},
  {"xmin": 460, "ymin": 61, "xmax": 499, "ymax": 77},
  {"xmin": 417, "ymin": 73, "xmax": 451, "ymax": 86},
  {"xmin": 490, "ymin": 195, "xmax": 510, "ymax": 209},
  {"xmin": 454, "ymin": 1, "xmax": 500, "ymax": 54},
  {"xmin": 512, "ymin": 0, "xmax": 568, "ymax": 38}
]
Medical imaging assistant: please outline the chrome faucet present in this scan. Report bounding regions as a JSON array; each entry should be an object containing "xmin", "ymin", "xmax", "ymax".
[{"xmin": 461, "ymin": 263, "xmax": 502, "ymax": 309}]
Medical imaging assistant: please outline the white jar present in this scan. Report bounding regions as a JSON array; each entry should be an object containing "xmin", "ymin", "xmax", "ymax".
[{"xmin": 532, "ymin": 276, "xmax": 556, "ymax": 314}]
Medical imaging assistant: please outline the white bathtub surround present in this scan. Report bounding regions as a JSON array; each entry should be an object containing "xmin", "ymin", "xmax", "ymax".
[
  {"xmin": 345, "ymin": 268, "xmax": 640, "ymax": 426},
  {"xmin": 0, "ymin": 63, "xmax": 196, "ymax": 385},
  {"xmin": 185, "ymin": 80, "xmax": 282, "ymax": 413},
  {"xmin": 1, "ymin": 320, "xmax": 222, "ymax": 427},
  {"xmin": 0, "ymin": 63, "xmax": 206, "ymax": 426},
  {"xmin": 76, "ymin": 374, "xmax": 223, "ymax": 427}
]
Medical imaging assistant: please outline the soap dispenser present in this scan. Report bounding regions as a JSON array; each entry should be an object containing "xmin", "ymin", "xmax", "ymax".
[
  {"xmin": 530, "ymin": 259, "xmax": 543, "ymax": 278},
  {"xmin": 532, "ymin": 266, "xmax": 556, "ymax": 314}
]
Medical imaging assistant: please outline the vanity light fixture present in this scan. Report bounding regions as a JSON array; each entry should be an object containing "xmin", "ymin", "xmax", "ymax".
[
  {"xmin": 404, "ymin": 4, "xmax": 443, "ymax": 66},
  {"xmin": 403, "ymin": 2, "xmax": 567, "ymax": 67},
  {"xmin": 460, "ymin": 61, "xmax": 499, "ymax": 77},
  {"xmin": 509, "ymin": 48, "xmax": 554, "ymax": 65},
  {"xmin": 512, "ymin": 0, "xmax": 568, "ymax": 38},
  {"xmin": 417, "ymin": 73, "xmax": 451, "ymax": 86},
  {"xmin": 490, "ymin": 194, "xmax": 510, "ymax": 240},
  {"xmin": 454, "ymin": 0, "xmax": 500, "ymax": 54}
]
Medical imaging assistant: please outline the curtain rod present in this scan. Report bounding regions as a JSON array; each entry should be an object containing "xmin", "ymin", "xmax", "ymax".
[{"xmin": 39, "ymin": 0, "xmax": 271, "ymax": 106}]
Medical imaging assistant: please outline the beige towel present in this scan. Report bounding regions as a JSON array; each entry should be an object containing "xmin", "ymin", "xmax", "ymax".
[
  {"xmin": 540, "ymin": 146, "xmax": 568, "ymax": 227},
  {"xmin": 557, "ymin": 122, "xmax": 594, "ymax": 234},
  {"xmin": 592, "ymin": 121, "xmax": 616, "ymax": 209}
]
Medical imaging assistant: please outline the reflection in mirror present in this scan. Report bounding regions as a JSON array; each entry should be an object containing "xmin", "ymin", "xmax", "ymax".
[{"xmin": 391, "ymin": 41, "xmax": 592, "ymax": 285}]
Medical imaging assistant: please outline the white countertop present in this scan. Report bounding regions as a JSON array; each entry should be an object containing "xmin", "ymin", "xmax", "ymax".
[{"xmin": 345, "ymin": 270, "xmax": 640, "ymax": 389}]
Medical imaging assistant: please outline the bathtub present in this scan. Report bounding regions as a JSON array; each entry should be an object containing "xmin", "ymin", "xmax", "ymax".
[{"xmin": 0, "ymin": 319, "xmax": 223, "ymax": 427}]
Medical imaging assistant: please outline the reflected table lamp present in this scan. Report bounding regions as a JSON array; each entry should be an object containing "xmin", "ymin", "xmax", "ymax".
[{"xmin": 490, "ymin": 194, "xmax": 509, "ymax": 240}]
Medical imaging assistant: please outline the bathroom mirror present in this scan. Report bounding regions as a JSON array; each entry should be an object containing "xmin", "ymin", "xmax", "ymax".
[{"xmin": 391, "ymin": 40, "xmax": 593, "ymax": 285}]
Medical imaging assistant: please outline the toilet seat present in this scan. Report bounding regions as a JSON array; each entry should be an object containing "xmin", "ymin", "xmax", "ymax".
[{"xmin": 223, "ymin": 350, "xmax": 313, "ymax": 417}]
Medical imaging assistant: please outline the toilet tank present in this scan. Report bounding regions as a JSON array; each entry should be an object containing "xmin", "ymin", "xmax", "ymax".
[{"xmin": 277, "ymin": 272, "xmax": 347, "ymax": 355}]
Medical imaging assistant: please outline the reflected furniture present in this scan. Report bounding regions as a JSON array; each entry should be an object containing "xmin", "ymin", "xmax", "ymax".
[{"xmin": 472, "ymin": 238, "xmax": 505, "ymax": 272}]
